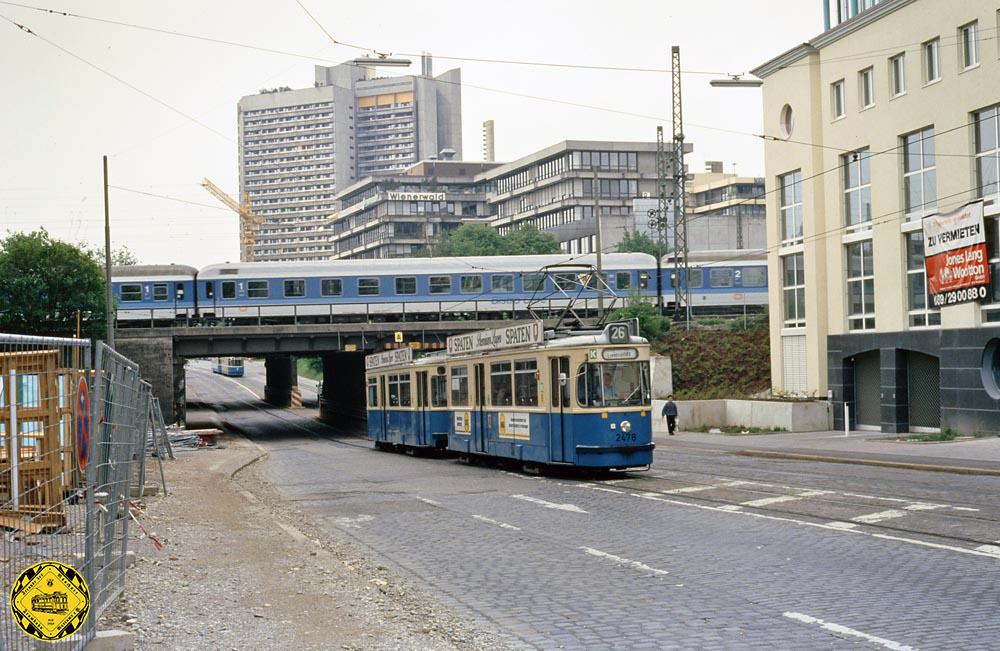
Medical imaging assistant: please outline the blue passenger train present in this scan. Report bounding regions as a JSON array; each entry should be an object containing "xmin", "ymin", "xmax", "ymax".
[
  {"xmin": 365, "ymin": 321, "xmax": 654, "ymax": 471},
  {"xmin": 111, "ymin": 251, "xmax": 767, "ymax": 326}
]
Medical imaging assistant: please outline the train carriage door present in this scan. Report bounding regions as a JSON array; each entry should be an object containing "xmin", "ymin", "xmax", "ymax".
[
  {"xmin": 549, "ymin": 357, "xmax": 571, "ymax": 463},
  {"xmin": 416, "ymin": 371, "xmax": 429, "ymax": 446},
  {"xmin": 473, "ymin": 363, "xmax": 486, "ymax": 453}
]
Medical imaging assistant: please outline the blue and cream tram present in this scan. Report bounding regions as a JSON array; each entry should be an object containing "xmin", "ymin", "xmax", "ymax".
[
  {"xmin": 212, "ymin": 357, "xmax": 245, "ymax": 377},
  {"xmin": 364, "ymin": 321, "xmax": 654, "ymax": 471}
]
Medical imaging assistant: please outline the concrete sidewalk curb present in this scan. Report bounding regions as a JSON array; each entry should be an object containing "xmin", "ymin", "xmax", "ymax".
[{"xmin": 733, "ymin": 449, "xmax": 1000, "ymax": 477}]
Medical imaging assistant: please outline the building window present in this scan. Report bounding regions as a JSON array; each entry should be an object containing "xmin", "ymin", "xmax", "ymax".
[
  {"xmin": 429, "ymin": 276, "xmax": 451, "ymax": 294},
  {"xmin": 961, "ymin": 21, "xmax": 980, "ymax": 69},
  {"xmin": 247, "ymin": 281, "xmax": 269, "ymax": 298},
  {"xmin": 903, "ymin": 127, "xmax": 936, "ymax": 217},
  {"xmin": 779, "ymin": 170, "xmax": 803, "ymax": 245},
  {"xmin": 321, "ymin": 278, "xmax": 342, "ymax": 296},
  {"xmin": 843, "ymin": 148, "xmax": 872, "ymax": 230},
  {"xmin": 923, "ymin": 38, "xmax": 940, "ymax": 83},
  {"xmin": 986, "ymin": 218, "xmax": 1000, "ymax": 316},
  {"xmin": 846, "ymin": 240, "xmax": 876, "ymax": 330},
  {"xmin": 889, "ymin": 53, "xmax": 906, "ymax": 96},
  {"xmin": 905, "ymin": 232, "xmax": 940, "ymax": 327},
  {"xmin": 782, "ymin": 254, "xmax": 805, "ymax": 328},
  {"xmin": 859, "ymin": 67, "xmax": 875, "ymax": 108},
  {"xmin": 358, "ymin": 278, "xmax": 380, "ymax": 296},
  {"xmin": 120, "ymin": 284, "xmax": 142, "ymax": 302},
  {"xmin": 283, "ymin": 279, "xmax": 305, "ymax": 298},
  {"xmin": 395, "ymin": 277, "xmax": 416, "ymax": 295},
  {"xmin": 831, "ymin": 80, "xmax": 846, "ymax": 119},
  {"xmin": 974, "ymin": 105, "xmax": 999, "ymax": 198}
]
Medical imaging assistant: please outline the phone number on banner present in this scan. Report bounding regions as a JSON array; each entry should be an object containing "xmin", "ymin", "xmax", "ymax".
[{"xmin": 932, "ymin": 285, "xmax": 988, "ymax": 307}]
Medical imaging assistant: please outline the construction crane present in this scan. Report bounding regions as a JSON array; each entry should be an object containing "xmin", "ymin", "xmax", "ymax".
[{"xmin": 201, "ymin": 178, "xmax": 263, "ymax": 262}]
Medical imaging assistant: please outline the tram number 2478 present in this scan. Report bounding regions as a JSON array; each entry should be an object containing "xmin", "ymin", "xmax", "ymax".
[
  {"xmin": 615, "ymin": 431, "xmax": 637, "ymax": 443},
  {"xmin": 932, "ymin": 285, "xmax": 988, "ymax": 307}
]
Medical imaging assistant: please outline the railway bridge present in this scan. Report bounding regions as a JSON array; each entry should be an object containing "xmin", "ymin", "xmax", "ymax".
[{"xmin": 115, "ymin": 318, "xmax": 590, "ymax": 424}]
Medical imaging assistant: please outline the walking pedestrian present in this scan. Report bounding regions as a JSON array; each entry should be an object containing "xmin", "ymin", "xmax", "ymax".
[{"xmin": 661, "ymin": 394, "xmax": 678, "ymax": 435}]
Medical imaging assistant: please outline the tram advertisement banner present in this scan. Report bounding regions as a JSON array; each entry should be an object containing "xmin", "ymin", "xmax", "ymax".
[
  {"xmin": 447, "ymin": 320, "xmax": 543, "ymax": 355},
  {"xmin": 365, "ymin": 347, "xmax": 413, "ymax": 370},
  {"xmin": 922, "ymin": 201, "xmax": 990, "ymax": 307}
]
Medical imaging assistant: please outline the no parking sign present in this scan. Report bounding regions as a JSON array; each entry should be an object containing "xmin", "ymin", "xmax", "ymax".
[{"xmin": 75, "ymin": 377, "xmax": 90, "ymax": 470}]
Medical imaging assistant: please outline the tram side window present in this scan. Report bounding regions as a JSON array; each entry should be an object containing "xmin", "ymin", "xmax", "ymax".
[
  {"xmin": 247, "ymin": 281, "xmax": 269, "ymax": 298},
  {"xmin": 367, "ymin": 377, "xmax": 379, "ymax": 408},
  {"xmin": 616, "ymin": 272, "xmax": 632, "ymax": 290},
  {"xmin": 153, "ymin": 284, "xmax": 168, "ymax": 301},
  {"xmin": 514, "ymin": 360, "xmax": 538, "ymax": 407},
  {"xmin": 221, "ymin": 281, "xmax": 236, "ymax": 299},
  {"xmin": 321, "ymin": 279, "xmax": 342, "ymax": 296},
  {"xmin": 388, "ymin": 373, "xmax": 411, "ymax": 407},
  {"xmin": 490, "ymin": 362, "xmax": 513, "ymax": 406},
  {"xmin": 450, "ymin": 366, "xmax": 469, "ymax": 406},
  {"xmin": 120, "ymin": 284, "xmax": 142, "ymax": 302},
  {"xmin": 431, "ymin": 373, "xmax": 448, "ymax": 407},
  {"xmin": 429, "ymin": 276, "xmax": 452, "ymax": 294}
]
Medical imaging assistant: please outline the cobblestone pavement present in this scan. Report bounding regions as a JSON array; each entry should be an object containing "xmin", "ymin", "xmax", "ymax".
[{"xmin": 190, "ymin": 363, "xmax": 1000, "ymax": 650}]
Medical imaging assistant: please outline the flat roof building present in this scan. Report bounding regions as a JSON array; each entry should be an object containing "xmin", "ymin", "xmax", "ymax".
[
  {"xmin": 753, "ymin": 0, "xmax": 1000, "ymax": 433},
  {"xmin": 237, "ymin": 57, "xmax": 462, "ymax": 262}
]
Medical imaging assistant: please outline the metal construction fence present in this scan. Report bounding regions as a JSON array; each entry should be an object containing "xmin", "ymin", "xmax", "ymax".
[{"xmin": 0, "ymin": 334, "xmax": 160, "ymax": 650}]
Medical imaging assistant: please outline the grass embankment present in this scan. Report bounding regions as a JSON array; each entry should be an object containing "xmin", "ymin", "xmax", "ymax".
[
  {"xmin": 653, "ymin": 326, "xmax": 770, "ymax": 400},
  {"xmin": 296, "ymin": 357, "xmax": 323, "ymax": 382}
]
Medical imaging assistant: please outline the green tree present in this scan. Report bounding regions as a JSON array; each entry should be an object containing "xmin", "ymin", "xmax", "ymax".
[
  {"xmin": 616, "ymin": 230, "xmax": 669, "ymax": 257},
  {"xmin": 0, "ymin": 229, "xmax": 108, "ymax": 338},
  {"xmin": 81, "ymin": 243, "xmax": 139, "ymax": 266},
  {"xmin": 433, "ymin": 223, "xmax": 560, "ymax": 257},
  {"xmin": 609, "ymin": 293, "xmax": 668, "ymax": 342}
]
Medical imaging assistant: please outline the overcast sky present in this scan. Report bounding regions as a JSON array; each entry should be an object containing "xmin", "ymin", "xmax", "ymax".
[{"xmin": 0, "ymin": 0, "xmax": 822, "ymax": 267}]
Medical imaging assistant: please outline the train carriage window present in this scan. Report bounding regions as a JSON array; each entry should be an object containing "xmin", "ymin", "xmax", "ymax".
[
  {"xmin": 741, "ymin": 267, "xmax": 767, "ymax": 288},
  {"xmin": 388, "ymin": 373, "xmax": 411, "ymax": 407},
  {"xmin": 120, "ymin": 284, "xmax": 142, "ymax": 302},
  {"xmin": 450, "ymin": 366, "xmax": 469, "ymax": 406},
  {"xmin": 429, "ymin": 276, "xmax": 452, "ymax": 294},
  {"xmin": 205, "ymin": 282, "xmax": 214, "ymax": 299},
  {"xmin": 247, "ymin": 281, "xmax": 269, "ymax": 298},
  {"xmin": 358, "ymin": 278, "xmax": 380, "ymax": 296},
  {"xmin": 431, "ymin": 373, "xmax": 448, "ymax": 407},
  {"xmin": 284, "ymin": 279, "xmax": 306, "ymax": 298},
  {"xmin": 686, "ymin": 268, "xmax": 704, "ymax": 289},
  {"xmin": 709, "ymin": 268, "xmax": 734, "ymax": 288},
  {"xmin": 490, "ymin": 362, "xmax": 513, "ymax": 406},
  {"xmin": 616, "ymin": 272, "xmax": 632, "ymax": 290},
  {"xmin": 176, "ymin": 284, "xmax": 186, "ymax": 300},
  {"xmin": 514, "ymin": 360, "xmax": 538, "ymax": 407},
  {"xmin": 491, "ymin": 275, "xmax": 514, "ymax": 293},
  {"xmin": 321, "ymin": 278, "xmax": 342, "ymax": 296},
  {"xmin": 554, "ymin": 273, "xmax": 577, "ymax": 291},
  {"xmin": 522, "ymin": 273, "xmax": 546, "ymax": 292},
  {"xmin": 153, "ymin": 284, "xmax": 168, "ymax": 301},
  {"xmin": 460, "ymin": 275, "xmax": 483, "ymax": 294},
  {"xmin": 638, "ymin": 272, "xmax": 650, "ymax": 290},
  {"xmin": 221, "ymin": 281, "xmax": 236, "ymax": 300},
  {"xmin": 395, "ymin": 277, "xmax": 417, "ymax": 295},
  {"xmin": 367, "ymin": 377, "xmax": 379, "ymax": 408}
]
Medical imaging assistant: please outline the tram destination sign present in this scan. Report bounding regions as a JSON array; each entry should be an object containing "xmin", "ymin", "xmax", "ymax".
[
  {"xmin": 447, "ymin": 321, "xmax": 544, "ymax": 355},
  {"xmin": 922, "ymin": 201, "xmax": 991, "ymax": 307},
  {"xmin": 365, "ymin": 347, "xmax": 414, "ymax": 370}
]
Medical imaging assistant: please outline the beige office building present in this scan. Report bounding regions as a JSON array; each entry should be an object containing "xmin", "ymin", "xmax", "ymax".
[{"xmin": 753, "ymin": 0, "xmax": 1000, "ymax": 433}]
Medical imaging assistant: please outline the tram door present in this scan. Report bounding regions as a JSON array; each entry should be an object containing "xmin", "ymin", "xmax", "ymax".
[
  {"xmin": 473, "ymin": 363, "xmax": 487, "ymax": 453},
  {"xmin": 378, "ymin": 375, "xmax": 388, "ymax": 441},
  {"xmin": 416, "ymin": 371, "xmax": 429, "ymax": 446},
  {"xmin": 549, "ymin": 357, "xmax": 571, "ymax": 463}
]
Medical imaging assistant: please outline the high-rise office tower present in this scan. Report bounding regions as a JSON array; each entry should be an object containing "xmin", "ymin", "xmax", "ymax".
[{"xmin": 237, "ymin": 56, "xmax": 462, "ymax": 261}]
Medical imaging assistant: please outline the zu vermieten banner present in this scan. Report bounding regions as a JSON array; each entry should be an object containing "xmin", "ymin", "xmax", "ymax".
[{"xmin": 922, "ymin": 201, "xmax": 991, "ymax": 307}]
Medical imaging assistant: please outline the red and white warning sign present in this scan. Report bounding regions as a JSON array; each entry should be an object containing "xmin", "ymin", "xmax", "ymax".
[{"xmin": 922, "ymin": 201, "xmax": 991, "ymax": 307}]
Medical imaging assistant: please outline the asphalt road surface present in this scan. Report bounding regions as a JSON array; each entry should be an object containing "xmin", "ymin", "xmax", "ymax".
[{"xmin": 186, "ymin": 360, "xmax": 1000, "ymax": 650}]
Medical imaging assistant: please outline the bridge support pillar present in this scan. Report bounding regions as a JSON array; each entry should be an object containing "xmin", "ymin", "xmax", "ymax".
[
  {"xmin": 264, "ymin": 355, "xmax": 297, "ymax": 407},
  {"xmin": 115, "ymin": 333, "xmax": 186, "ymax": 426},
  {"xmin": 319, "ymin": 353, "xmax": 366, "ymax": 423}
]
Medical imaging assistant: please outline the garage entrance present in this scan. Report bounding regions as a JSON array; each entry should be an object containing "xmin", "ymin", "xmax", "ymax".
[
  {"xmin": 853, "ymin": 350, "xmax": 881, "ymax": 430},
  {"xmin": 907, "ymin": 351, "xmax": 940, "ymax": 431}
]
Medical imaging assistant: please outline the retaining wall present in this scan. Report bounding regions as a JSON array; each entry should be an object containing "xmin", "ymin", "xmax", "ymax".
[{"xmin": 652, "ymin": 399, "xmax": 832, "ymax": 433}]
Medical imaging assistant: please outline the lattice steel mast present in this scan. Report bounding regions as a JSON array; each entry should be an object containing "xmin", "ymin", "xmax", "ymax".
[{"xmin": 671, "ymin": 45, "xmax": 691, "ymax": 327}]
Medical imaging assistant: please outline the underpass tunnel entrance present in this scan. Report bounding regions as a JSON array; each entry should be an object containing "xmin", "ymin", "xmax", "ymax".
[
  {"xmin": 264, "ymin": 354, "xmax": 299, "ymax": 407},
  {"xmin": 319, "ymin": 352, "xmax": 366, "ymax": 423}
]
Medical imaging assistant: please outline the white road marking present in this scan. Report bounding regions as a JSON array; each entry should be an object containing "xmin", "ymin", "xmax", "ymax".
[
  {"xmin": 577, "ymin": 483, "xmax": 626, "ymax": 494},
  {"xmin": 417, "ymin": 497, "xmax": 441, "ymax": 506},
  {"xmin": 471, "ymin": 515, "xmax": 521, "ymax": 531},
  {"xmin": 783, "ymin": 612, "xmax": 915, "ymax": 651},
  {"xmin": 716, "ymin": 504, "xmax": 743, "ymax": 512},
  {"xmin": 500, "ymin": 470, "xmax": 543, "ymax": 481},
  {"xmin": 662, "ymin": 485, "xmax": 717, "ymax": 494},
  {"xmin": 824, "ymin": 521, "xmax": 859, "ymax": 531},
  {"xmin": 952, "ymin": 506, "xmax": 980, "ymax": 512},
  {"xmin": 219, "ymin": 374, "xmax": 263, "ymax": 400},
  {"xmin": 332, "ymin": 514, "xmax": 374, "ymax": 529},
  {"xmin": 904, "ymin": 502, "xmax": 946, "ymax": 511},
  {"xmin": 796, "ymin": 489, "xmax": 834, "ymax": 497},
  {"xmin": 741, "ymin": 495, "xmax": 801, "ymax": 508},
  {"xmin": 972, "ymin": 544, "xmax": 1000, "ymax": 558},
  {"xmin": 852, "ymin": 509, "xmax": 908, "ymax": 524},
  {"xmin": 511, "ymin": 494, "xmax": 588, "ymax": 513},
  {"xmin": 871, "ymin": 534, "xmax": 1000, "ymax": 558},
  {"xmin": 580, "ymin": 547, "xmax": 669, "ymax": 576}
]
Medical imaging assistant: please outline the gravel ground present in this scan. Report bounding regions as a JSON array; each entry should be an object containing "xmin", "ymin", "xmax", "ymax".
[{"xmin": 105, "ymin": 438, "xmax": 520, "ymax": 650}]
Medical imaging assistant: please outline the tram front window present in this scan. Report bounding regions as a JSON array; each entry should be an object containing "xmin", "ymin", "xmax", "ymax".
[{"xmin": 576, "ymin": 362, "xmax": 650, "ymax": 408}]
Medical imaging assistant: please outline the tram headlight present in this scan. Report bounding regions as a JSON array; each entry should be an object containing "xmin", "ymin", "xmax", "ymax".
[{"xmin": 620, "ymin": 420, "xmax": 632, "ymax": 433}]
